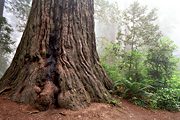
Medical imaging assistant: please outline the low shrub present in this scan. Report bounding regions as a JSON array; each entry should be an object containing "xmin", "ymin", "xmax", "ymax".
[
  {"xmin": 152, "ymin": 88, "xmax": 180, "ymax": 111},
  {"xmin": 114, "ymin": 79, "xmax": 154, "ymax": 107}
]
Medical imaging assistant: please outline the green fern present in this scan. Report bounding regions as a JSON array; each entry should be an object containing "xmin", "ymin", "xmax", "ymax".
[{"xmin": 114, "ymin": 79, "xmax": 154, "ymax": 107}]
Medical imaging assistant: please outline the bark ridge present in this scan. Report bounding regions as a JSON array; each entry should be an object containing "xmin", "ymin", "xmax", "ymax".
[{"xmin": 0, "ymin": 0, "xmax": 112, "ymax": 111}]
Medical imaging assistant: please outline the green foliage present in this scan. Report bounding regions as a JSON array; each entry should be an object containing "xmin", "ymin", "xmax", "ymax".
[
  {"xmin": 100, "ymin": 40, "xmax": 121, "ymax": 64},
  {"xmin": 5, "ymin": 0, "xmax": 180, "ymax": 112},
  {"xmin": 100, "ymin": 42, "xmax": 122, "ymax": 82},
  {"xmin": 0, "ymin": 17, "xmax": 14, "ymax": 54},
  {"xmin": 0, "ymin": 54, "xmax": 9, "ymax": 78},
  {"xmin": 102, "ymin": 63, "xmax": 122, "ymax": 82},
  {"xmin": 152, "ymin": 71, "xmax": 180, "ymax": 111},
  {"xmin": 108, "ymin": 98, "xmax": 119, "ymax": 106},
  {"xmin": 151, "ymin": 88, "xmax": 180, "ymax": 111},
  {"xmin": 117, "ymin": 1, "xmax": 162, "ymax": 50},
  {"xmin": 168, "ymin": 71, "xmax": 180, "ymax": 89},
  {"xmin": 101, "ymin": 41, "xmax": 180, "ymax": 111},
  {"xmin": 0, "ymin": 17, "xmax": 13, "ymax": 78},
  {"xmin": 119, "ymin": 50, "xmax": 147, "ymax": 82},
  {"xmin": 100, "ymin": 2, "xmax": 179, "ymax": 111},
  {"xmin": 115, "ymin": 79, "xmax": 153, "ymax": 107},
  {"xmin": 146, "ymin": 37, "xmax": 177, "ymax": 90}
]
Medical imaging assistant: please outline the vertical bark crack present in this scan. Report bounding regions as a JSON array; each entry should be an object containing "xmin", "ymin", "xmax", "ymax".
[{"xmin": 0, "ymin": 0, "xmax": 112, "ymax": 111}]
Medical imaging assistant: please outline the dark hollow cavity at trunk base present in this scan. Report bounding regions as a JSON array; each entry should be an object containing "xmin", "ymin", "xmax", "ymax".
[{"xmin": 0, "ymin": 0, "xmax": 113, "ymax": 111}]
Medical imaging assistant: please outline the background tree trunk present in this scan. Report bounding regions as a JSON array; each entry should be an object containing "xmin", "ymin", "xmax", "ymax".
[
  {"xmin": 0, "ymin": 0, "xmax": 112, "ymax": 111},
  {"xmin": 0, "ymin": 0, "xmax": 4, "ymax": 17}
]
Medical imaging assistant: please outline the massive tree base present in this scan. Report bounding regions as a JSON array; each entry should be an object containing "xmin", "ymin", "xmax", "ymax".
[
  {"xmin": 0, "ymin": 0, "xmax": 112, "ymax": 111},
  {"xmin": 0, "ymin": 55, "xmax": 112, "ymax": 111}
]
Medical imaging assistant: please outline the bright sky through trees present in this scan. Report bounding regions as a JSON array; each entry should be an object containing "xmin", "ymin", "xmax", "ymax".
[
  {"xmin": 4, "ymin": 0, "xmax": 180, "ymax": 56},
  {"xmin": 111, "ymin": 0, "xmax": 180, "ymax": 55}
]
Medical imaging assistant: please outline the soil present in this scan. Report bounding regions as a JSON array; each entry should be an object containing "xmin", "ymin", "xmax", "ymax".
[{"xmin": 0, "ymin": 96, "xmax": 179, "ymax": 120}]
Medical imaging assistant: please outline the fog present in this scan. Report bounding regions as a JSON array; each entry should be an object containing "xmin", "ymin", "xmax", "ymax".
[
  {"xmin": 5, "ymin": 0, "xmax": 180, "ymax": 56},
  {"xmin": 110, "ymin": 0, "xmax": 180, "ymax": 55}
]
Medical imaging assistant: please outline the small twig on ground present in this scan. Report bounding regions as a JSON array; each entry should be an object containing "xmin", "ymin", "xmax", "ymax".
[
  {"xmin": 26, "ymin": 110, "xmax": 40, "ymax": 114},
  {"xmin": 59, "ymin": 112, "xmax": 67, "ymax": 116}
]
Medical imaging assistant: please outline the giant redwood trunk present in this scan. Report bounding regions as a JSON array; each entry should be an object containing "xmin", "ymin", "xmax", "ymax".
[{"xmin": 0, "ymin": 0, "xmax": 112, "ymax": 111}]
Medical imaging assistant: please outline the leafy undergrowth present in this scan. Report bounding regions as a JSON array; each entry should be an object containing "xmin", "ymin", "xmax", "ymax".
[
  {"xmin": 103, "ymin": 61, "xmax": 180, "ymax": 112},
  {"xmin": 100, "ymin": 40, "xmax": 180, "ymax": 112}
]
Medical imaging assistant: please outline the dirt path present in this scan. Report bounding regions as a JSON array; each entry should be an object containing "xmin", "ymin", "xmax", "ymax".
[{"xmin": 0, "ymin": 96, "xmax": 179, "ymax": 120}]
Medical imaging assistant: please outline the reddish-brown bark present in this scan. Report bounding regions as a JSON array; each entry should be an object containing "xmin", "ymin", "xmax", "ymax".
[{"xmin": 0, "ymin": 0, "xmax": 112, "ymax": 111}]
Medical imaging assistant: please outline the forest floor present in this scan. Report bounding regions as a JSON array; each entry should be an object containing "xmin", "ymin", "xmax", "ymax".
[{"xmin": 0, "ymin": 96, "xmax": 179, "ymax": 120}]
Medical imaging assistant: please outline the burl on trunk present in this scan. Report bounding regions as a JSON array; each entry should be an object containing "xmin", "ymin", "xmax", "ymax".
[{"xmin": 0, "ymin": 0, "xmax": 112, "ymax": 111}]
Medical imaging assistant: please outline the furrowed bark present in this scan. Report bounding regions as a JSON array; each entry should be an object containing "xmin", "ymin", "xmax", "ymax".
[{"xmin": 0, "ymin": 0, "xmax": 112, "ymax": 111}]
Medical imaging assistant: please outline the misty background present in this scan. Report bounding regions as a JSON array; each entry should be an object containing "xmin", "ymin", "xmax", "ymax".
[
  {"xmin": 4, "ymin": 0, "xmax": 180, "ymax": 56},
  {"xmin": 99, "ymin": 0, "xmax": 180, "ymax": 55},
  {"xmin": 0, "ymin": 0, "xmax": 180, "ymax": 113}
]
